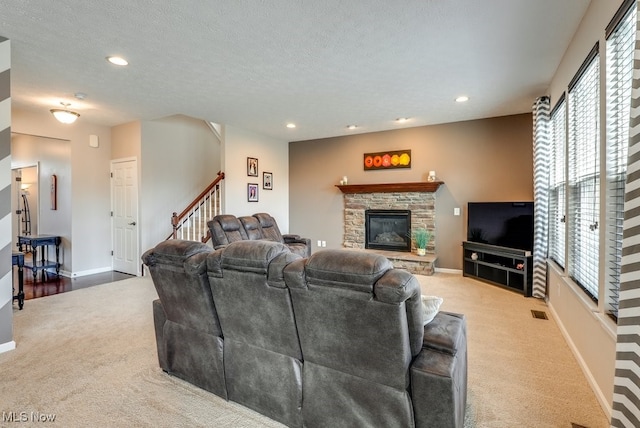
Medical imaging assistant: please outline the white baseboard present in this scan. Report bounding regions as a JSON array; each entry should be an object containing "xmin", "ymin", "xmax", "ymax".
[
  {"xmin": 434, "ymin": 267, "xmax": 462, "ymax": 274},
  {"xmin": 69, "ymin": 266, "xmax": 112, "ymax": 278},
  {"xmin": 0, "ymin": 340, "xmax": 16, "ymax": 354},
  {"xmin": 546, "ymin": 301, "xmax": 613, "ymax": 421}
]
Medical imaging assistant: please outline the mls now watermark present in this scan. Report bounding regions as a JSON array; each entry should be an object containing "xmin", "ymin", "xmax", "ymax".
[{"xmin": 2, "ymin": 411, "xmax": 57, "ymax": 423}]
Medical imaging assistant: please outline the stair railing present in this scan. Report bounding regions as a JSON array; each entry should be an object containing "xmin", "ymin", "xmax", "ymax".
[{"xmin": 170, "ymin": 171, "xmax": 225, "ymax": 242}]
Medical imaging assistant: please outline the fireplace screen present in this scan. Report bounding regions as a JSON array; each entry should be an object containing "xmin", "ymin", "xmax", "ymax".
[{"xmin": 365, "ymin": 209, "xmax": 411, "ymax": 252}]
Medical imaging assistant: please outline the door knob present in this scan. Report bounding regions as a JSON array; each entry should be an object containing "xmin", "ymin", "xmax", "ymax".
[{"xmin": 128, "ymin": 221, "xmax": 137, "ymax": 226}]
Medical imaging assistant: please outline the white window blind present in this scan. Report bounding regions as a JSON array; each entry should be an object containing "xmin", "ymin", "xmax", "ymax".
[
  {"xmin": 549, "ymin": 99, "xmax": 566, "ymax": 268},
  {"xmin": 605, "ymin": 1, "xmax": 635, "ymax": 320},
  {"xmin": 568, "ymin": 45, "xmax": 600, "ymax": 301}
]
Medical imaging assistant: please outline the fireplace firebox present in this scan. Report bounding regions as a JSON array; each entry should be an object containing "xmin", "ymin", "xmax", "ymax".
[{"xmin": 365, "ymin": 209, "xmax": 411, "ymax": 252}]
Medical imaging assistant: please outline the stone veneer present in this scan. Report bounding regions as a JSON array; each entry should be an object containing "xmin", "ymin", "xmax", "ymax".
[{"xmin": 342, "ymin": 191, "xmax": 436, "ymax": 253}]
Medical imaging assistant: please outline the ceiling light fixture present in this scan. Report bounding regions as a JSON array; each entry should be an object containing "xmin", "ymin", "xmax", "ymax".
[
  {"xmin": 50, "ymin": 102, "xmax": 80, "ymax": 124},
  {"xmin": 347, "ymin": 125, "xmax": 358, "ymax": 130},
  {"xmin": 396, "ymin": 117, "xmax": 409, "ymax": 123},
  {"xmin": 455, "ymin": 96, "xmax": 469, "ymax": 103},
  {"xmin": 286, "ymin": 123, "xmax": 296, "ymax": 129},
  {"xmin": 106, "ymin": 56, "xmax": 128, "ymax": 66}
]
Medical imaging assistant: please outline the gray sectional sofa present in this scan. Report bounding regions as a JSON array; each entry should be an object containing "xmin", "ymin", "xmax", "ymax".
[
  {"xmin": 207, "ymin": 212, "xmax": 311, "ymax": 257},
  {"xmin": 142, "ymin": 238, "xmax": 467, "ymax": 428}
]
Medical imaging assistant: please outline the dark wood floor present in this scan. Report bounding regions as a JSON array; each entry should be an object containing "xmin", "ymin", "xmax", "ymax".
[{"xmin": 13, "ymin": 261, "xmax": 134, "ymax": 301}]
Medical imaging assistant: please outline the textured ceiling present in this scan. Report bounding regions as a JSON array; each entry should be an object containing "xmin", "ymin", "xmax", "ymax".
[{"xmin": 0, "ymin": 0, "xmax": 591, "ymax": 142}]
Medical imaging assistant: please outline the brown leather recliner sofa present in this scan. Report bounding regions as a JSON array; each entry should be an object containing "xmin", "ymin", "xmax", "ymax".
[
  {"xmin": 207, "ymin": 212, "xmax": 311, "ymax": 257},
  {"xmin": 142, "ymin": 239, "xmax": 467, "ymax": 428}
]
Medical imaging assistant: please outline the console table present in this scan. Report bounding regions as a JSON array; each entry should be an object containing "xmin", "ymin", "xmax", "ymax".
[
  {"xmin": 17, "ymin": 234, "xmax": 61, "ymax": 281},
  {"xmin": 462, "ymin": 241, "xmax": 532, "ymax": 297},
  {"xmin": 12, "ymin": 251, "xmax": 24, "ymax": 310}
]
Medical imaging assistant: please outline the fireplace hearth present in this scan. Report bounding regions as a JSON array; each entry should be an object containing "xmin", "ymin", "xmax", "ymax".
[{"xmin": 365, "ymin": 209, "xmax": 411, "ymax": 252}]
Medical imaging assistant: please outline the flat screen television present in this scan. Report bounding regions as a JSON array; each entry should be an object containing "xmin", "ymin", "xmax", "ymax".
[{"xmin": 467, "ymin": 202, "xmax": 534, "ymax": 252}]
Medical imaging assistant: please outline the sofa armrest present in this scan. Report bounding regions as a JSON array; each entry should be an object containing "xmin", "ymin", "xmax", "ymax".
[
  {"xmin": 283, "ymin": 234, "xmax": 309, "ymax": 245},
  {"xmin": 422, "ymin": 311, "xmax": 465, "ymax": 356},
  {"xmin": 283, "ymin": 236, "xmax": 312, "ymax": 257},
  {"xmin": 410, "ymin": 311, "xmax": 467, "ymax": 428}
]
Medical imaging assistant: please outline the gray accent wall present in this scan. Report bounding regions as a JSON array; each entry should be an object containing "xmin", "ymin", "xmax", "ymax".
[
  {"xmin": 0, "ymin": 36, "xmax": 12, "ymax": 351},
  {"xmin": 289, "ymin": 113, "xmax": 534, "ymax": 270}
]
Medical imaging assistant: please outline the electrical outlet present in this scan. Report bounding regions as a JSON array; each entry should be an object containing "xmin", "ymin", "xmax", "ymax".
[
  {"xmin": 317, "ymin": 240, "xmax": 322, "ymax": 247},
  {"xmin": 321, "ymin": 241, "xmax": 326, "ymax": 247}
]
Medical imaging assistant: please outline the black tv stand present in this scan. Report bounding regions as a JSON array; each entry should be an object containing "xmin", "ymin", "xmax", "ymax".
[{"xmin": 462, "ymin": 241, "xmax": 532, "ymax": 297}]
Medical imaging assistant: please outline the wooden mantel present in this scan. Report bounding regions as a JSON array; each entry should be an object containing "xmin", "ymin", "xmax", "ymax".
[{"xmin": 335, "ymin": 181, "xmax": 444, "ymax": 194}]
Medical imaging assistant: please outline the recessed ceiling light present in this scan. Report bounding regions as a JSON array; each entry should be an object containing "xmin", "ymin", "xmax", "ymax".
[
  {"xmin": 286, "ymin": 123, "xmax": 296, "ymax": 129},
  {"xmin": 396, "ymin": 117, "xmax": 409, "ymax": 123},
  {"xmin": 347, "ymin": 125, "xmax": 358, "ymax": 130},
  {"xmin": 106, "ymin": 56, "xmax": 128, "ymax": 66},
  {"xmin": 455, "ymin": 96, "xmax": 469, "ymax": 103}
]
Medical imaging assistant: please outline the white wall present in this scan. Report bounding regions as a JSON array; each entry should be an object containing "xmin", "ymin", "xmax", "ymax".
[
  {"xmin": 139, "ymin": 115, "xmax": 221, "ymax": 254},
  {"xmin": 11, "ymin": 108, "xmax": 113, "ymax": 276},
  {"xmin": 112, "ymin": 121, "xmax": 141, "ymax": 161},
  {"xmin": 547, "ymin": 264, "xmax": 616, "ymax": 417},
  {"xmin": 223, "ymin": 125, "xmax": 290, "ymax": 232},
  {"xmin": 545, "ymin": 0, "xmax": 626, "ymax": 419}
]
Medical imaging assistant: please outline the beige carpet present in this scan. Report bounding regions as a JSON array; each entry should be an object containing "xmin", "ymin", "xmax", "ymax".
[{"xmin": 0, "ymin": 273, "xmax": 609, "ymax": 427}]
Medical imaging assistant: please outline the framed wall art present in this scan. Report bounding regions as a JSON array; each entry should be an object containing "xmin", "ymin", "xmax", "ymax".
[
  {"xmin": 263, "ymin": 172, "xmax": 273, "ymax": 190},
  {"xmin": 248, "ymin": 183, "xmax": 259, "ymax": 202},
  {"xmin": 247, "ymin": 157, "xmax": 258, "ymax": 176},
  {"xmin": 363, "ymin": 150, "xmax": 411, "ymax": 170}
]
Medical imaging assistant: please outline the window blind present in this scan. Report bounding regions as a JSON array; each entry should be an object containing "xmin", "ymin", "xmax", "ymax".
[
  {"xmin": 549, "ymin": 98, "xmax": 566, "ymax": 268},
  {"xmin": 605, "ymin": 1, "xmax": 635, "ymax": 320},
  {"xmin": 568, "ymin": 46, "xmax": 600, "ymax": 301}
]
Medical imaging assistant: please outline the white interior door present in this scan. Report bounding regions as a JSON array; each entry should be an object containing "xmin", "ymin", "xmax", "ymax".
[{"xmin": 111, "ymin": 158, "xmax": 139, "ymax": 275}]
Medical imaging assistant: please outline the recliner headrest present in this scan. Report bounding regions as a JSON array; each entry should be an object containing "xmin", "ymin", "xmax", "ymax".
[
  {"xmin": 216, "ymin": 214, "xmax": 244, "ymax": 231},
  {"xmin": 221, "ymin": 240, "xmax": 291, "ymax": 274},
  {"xmin": 253, "ymin": 212, "xmax": 276, "ymax": 228},
  {"xmin": 303, "ymin": 250, "xmax": 393, "ymax": 294},
  {"xmin": 239, "ymin": 216, "xmax": 261, "ymax": 231}
]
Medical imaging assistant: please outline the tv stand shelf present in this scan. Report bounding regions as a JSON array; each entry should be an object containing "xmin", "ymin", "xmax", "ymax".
[{"xmin": 462, "ymin": 241, "xmax": 532, "ymax": 297}]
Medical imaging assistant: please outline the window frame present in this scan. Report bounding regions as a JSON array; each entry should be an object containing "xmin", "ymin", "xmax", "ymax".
[{"xmin": 567, "ymin": 43, "xmax": 600, "ymax": 302}]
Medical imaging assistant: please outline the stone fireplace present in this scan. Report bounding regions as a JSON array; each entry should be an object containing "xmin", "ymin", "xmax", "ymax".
[
  {"xmin": 337, "ymin": 181, "xmax": 442, "ymax": 275},
  {"xmin": 343, "ymin": 192, "xmax": 435, "ymax": 251}
]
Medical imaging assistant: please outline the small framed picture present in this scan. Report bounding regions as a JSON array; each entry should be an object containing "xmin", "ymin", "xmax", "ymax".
[
  {"xmin": 263, "ymin": 172, "xmax": 273, "ymax": 190},
  {"xmin": 248, "ymin": 183, "xmax": 259, "ymax": 202},
  {"xmin": 247, "ymin": 157, "xmax": 258, "ymax": 176}
]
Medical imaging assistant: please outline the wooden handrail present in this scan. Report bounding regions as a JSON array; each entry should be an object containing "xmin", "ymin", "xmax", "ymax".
[
  {"xmin": 169, "ymin": 171, "xmax": 225, "ymax": 240},
  {"xmin": 172, "ymin": 171, "xmax": 225, "ymax": 228}
]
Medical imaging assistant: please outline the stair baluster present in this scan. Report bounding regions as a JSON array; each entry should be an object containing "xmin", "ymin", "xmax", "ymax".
[{"xmin": 169, "ymin": 171, "xmax": 224, "ymax": 242}]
